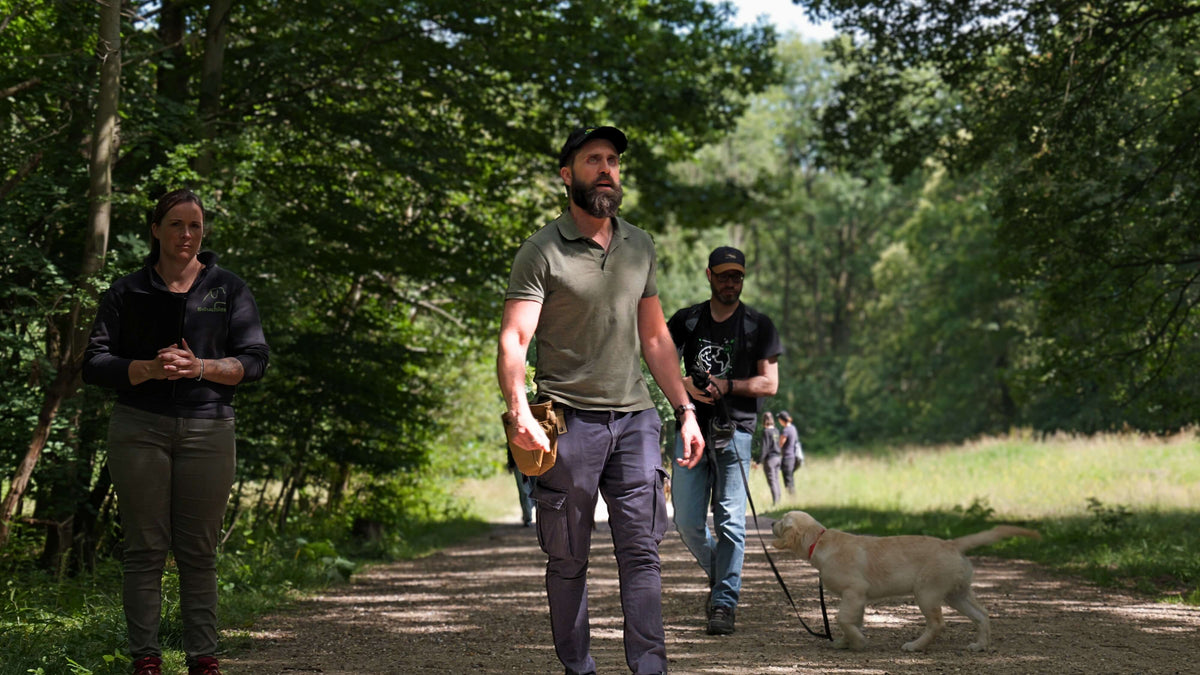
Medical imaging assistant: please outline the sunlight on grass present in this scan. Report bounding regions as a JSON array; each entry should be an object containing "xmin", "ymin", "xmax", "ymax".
[
  {"xmin": 782, "ymin": 432, "xmax": 1200, "ymax": 519},
  {"xmin": 464, "ymin": 432, "xmax": 1200, "ymax": 522},
  {"xmin": 460, "ymin": 470, "xmax": 527, "ymax": 523}
]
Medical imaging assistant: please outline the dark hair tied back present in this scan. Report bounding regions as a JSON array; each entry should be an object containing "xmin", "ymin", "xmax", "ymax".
[{"xmin": 152, "ymin": 188, "xmax": 204, "ymax": 226}]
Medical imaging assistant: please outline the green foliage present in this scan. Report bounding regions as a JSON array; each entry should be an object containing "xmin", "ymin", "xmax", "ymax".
[
  {"xmin": 1, "ymin": 0, "xmax": 776, "ymax": 572},
  {"xmin": 845, "ymin": 166, "xmax": 1026, "ymax": 443},
  {"xmin": 952, "ymin": 497, "xmax": 996, "ymax": 526},
  {"xmin": 1085, "ymin": 497, "xmax": 1134, "ymax": 536},
  {"xmin": 650, "ymin": 37, "xmax": 919, "ymax": 451},
  {"xmin": 804, "ymin": 0, "xmax": 1200, "ymax": 433}
]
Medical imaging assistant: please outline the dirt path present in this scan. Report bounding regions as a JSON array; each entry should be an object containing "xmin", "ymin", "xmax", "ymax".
[{"xmin": 223, "ymin": 511, "xmax": 1199, "ymax": 674}]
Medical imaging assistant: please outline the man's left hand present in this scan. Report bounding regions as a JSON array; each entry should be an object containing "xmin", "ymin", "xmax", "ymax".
[
  {"xmin": 676, "ymin": 414, "xmax": 705, "ymax": 469},
  {"xmin": 708, "ymin": 376, "xmax": 731, "ymax": 400}
]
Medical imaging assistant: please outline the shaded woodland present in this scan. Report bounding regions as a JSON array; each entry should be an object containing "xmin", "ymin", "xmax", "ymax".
[{"xmin": 3, "ymin": 1, "xmax": 1197, "ymax": 572}]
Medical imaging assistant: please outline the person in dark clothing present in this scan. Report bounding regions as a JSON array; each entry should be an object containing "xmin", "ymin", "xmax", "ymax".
[
  {"xmin": 667, "ymin": 246, "xmax": 783, "ymax": 636},
  {"xmin": 83, "ymin": 188, "xmax": 269, "ymax": 675},
  {"xmin": 506, "ymin": 447, "xmax": 536, "ymax": 526},
  {"xmin": 778, "ymin": 410, "xmax": 801, "ymax": 496},
  {"xmin": 759, "ymin": 411, "xmax": 783, "ymax": 505}
]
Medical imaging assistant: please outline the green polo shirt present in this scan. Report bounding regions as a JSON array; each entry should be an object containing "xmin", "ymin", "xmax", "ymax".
[{"xmin": 505, "ymin": 212, "xmax": 658, "ymax": 411}]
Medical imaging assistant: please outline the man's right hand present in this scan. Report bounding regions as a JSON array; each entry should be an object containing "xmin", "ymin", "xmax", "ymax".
[{"xmin": 509, "ymin": 409, "xmax": 551, "ymax": 454}]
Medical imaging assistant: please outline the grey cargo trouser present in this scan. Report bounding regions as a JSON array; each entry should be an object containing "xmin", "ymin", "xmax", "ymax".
[
  {"xmin": 529, "ymin": 407, "xmax": 669, "ymax": 675},
  {"xmin": 107, "ymin": 404, "xmax": 236, "ymax": 662}
]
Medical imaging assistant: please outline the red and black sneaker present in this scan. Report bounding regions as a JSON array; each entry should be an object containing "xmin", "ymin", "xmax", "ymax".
[
  {"xmin": 188, "ymin": 656, "xmax": 222, "ymax": 675},
  {"xmin": 132, "ymin": 656, "xmax": 162, "ymax": 675}
]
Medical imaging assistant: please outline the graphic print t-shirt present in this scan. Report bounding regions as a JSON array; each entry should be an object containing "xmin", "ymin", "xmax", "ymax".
[{"xmin": 667, "ymin": 303, "xmax": 782, "ymax": 434}]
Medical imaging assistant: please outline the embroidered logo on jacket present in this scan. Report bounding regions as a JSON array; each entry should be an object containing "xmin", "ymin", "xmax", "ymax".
[{"xmin": 197, "ymin": 287, "xmax": 227, "ymax": 313}]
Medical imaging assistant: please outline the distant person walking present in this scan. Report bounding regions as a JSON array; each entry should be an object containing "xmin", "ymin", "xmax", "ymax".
[
  {"xmin": 778, "ymin": 411, "xmax": 801, "ymax": 497},
  {"xmin": 759, "ymin": 411, "xmax": 782, "ymax": 505},
  {"xmin": 506, "ymin": 447, "xmax": 535, "ymax": 527}
]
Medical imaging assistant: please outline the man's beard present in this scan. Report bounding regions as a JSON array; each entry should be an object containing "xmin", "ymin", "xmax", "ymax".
[
  {"xmin": 571, "ymin": 181, "xmax": 623, "ymax": 218},
  {"xmin": 709, "ymin": 279, "xmax": 741, "ymax": 306}
]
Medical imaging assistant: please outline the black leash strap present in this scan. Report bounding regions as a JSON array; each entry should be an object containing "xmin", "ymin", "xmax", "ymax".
[
  {"xmin": 736, "ymin": 454, "xmax": 833, "ymax": 640},
  {"xmin": 708, "ymin": 392, "xmax": 832, "ymax": 641}
]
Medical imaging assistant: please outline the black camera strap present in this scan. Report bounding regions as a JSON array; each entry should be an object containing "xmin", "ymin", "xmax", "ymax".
[{"xmin": 712, "ymin": 394, "xmax": 832, "ymax": 641}]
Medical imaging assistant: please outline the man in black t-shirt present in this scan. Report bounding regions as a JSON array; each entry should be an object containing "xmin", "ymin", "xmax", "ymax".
[{"xmin": 667, "ymin": 246, "xmax": 782, "ymax": 635}]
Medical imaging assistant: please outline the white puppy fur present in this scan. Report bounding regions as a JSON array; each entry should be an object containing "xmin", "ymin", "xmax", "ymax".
[{"xmin": 772, "ymin": 510, "xmax": 1040, "ymax": 652}]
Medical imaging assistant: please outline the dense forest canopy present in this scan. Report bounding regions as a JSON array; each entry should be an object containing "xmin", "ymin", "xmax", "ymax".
[
  {"xmin": 0, "ymin": 0, "xmax": 777, "ymax": 556},
  {"xmin": 3, "ymin": 0, "xmax": 1198, "ymax": 566},
  {"xmin": 798, "ymin": 0, "xmax": 1200, "ymax": 431}
]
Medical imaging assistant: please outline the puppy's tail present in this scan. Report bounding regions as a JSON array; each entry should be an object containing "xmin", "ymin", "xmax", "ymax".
[{"xmin": 952, "ymin": 525, "xmax": 1041, "ymax": 553}]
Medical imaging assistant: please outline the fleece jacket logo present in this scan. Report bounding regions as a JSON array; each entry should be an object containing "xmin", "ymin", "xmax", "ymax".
[{"xmin": 197, "ymin": 287, "xmax": 227, "ymax": 313}]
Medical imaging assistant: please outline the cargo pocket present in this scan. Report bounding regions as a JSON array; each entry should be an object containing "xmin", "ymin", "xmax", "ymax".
[
  {"xmin": 651, "ymin": 466, "xmax": 669, "ymax": 544},
  {"xmin": 530, "ymin": 482, "xmax": 571, "ymax": 558}
]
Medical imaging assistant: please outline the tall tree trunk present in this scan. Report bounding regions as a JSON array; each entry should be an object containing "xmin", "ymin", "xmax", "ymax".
[
  {"xmin": 70, "ymin": 463, "xmax": 112, "ymax": 576},
  {"xmin": 0, "ymin": 0, "xmax": 122, "ymax": 550},
  {"xmin": 156, "ymin": 1, "xmax": 189, "ymax": 103},
  {"xmin": 195, "ymin": 0, "xmax": 234, "ymax": 177},
  {"xmin": 328, "ymin": 462, "xmax": 352, "ymax": 512},
  {"xmin": 36, "ymin": 408, "xmax": 86, "ymax": 574},
  {"xmin": 830, "ymin": 220, "xmax": 854, "ymax": 355}
]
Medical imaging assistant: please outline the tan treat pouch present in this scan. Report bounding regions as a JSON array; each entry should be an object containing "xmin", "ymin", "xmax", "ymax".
[{"xmin": 502, "ymin": 401, "xmax": 564, "ymax": 476}]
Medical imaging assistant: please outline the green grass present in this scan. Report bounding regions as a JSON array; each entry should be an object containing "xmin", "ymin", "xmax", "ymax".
[{"xmin": 468, "ymin": 432, "xmax": 1200, "ymax": 604}]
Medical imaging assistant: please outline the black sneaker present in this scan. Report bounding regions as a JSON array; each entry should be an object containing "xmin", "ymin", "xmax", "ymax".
[{"xmin": 707, "ymin": 604, "xmax": 736, "ymax": 635}]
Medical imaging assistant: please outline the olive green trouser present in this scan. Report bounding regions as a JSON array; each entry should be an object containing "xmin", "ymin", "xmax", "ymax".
[{"xmin": 107, "ymin": 404, "xmax": 236, "ymax": 662}]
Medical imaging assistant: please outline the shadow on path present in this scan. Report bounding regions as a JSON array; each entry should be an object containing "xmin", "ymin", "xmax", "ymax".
[{"xmin": 223, "ymin": 518, "xmax": 1199, "ymax": 674}]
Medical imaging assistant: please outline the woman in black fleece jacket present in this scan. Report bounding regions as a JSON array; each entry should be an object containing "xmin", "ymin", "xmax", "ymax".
[{"xmin": 83, "ymin": 188, "xmax": 268, "ymax": 675}]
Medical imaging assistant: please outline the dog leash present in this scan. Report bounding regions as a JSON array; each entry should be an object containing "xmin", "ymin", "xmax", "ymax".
[
  {"xmin": 710, "ymin": 393, "xmax": 833, "ymax": 641},
  {"xmin": 736, "ymin": 453, "xmax": 833, "ymax": 640}
]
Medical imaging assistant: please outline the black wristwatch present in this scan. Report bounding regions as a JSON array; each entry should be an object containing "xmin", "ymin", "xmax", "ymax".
[{"xmin": 674, "ymin": 402, "xmax": 697, "ymax": 419}]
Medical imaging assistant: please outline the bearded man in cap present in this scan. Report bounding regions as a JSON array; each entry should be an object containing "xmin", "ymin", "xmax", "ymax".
[
  {"xmin": 498, "ymin": 126, "xmax": 704, "ymax": 674},
  {"xmin": 666, "ymin": 246, "xmax": 782, "ymax": 635}
]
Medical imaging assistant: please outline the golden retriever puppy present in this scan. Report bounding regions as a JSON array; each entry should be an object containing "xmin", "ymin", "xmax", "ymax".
[{"xmin": 772, "ymin": 510, "xmax": 1040, "ymax": 652}]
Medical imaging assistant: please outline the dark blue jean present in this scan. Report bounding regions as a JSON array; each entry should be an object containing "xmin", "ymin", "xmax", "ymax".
[{"xmin": 529, "ymin": 407, "xmax": 669, "ymax": 675}]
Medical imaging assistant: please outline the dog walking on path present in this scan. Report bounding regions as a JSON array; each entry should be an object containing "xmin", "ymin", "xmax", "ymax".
[{"xmin": 772, "ymin": 510, "xmax": 1041, "ymax": 652}]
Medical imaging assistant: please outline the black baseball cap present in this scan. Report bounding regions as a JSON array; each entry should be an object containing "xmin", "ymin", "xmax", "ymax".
[
  {"xmin": 559, "ymin": 126, "xmax": 628, "ymax": 167},
  {"xmin": 708, "ymin": 246, "xmax": 746, "ymax": 275}
]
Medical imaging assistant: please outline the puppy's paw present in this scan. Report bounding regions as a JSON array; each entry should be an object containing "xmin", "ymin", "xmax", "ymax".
[
  {"xmin": 901, "ymin": 640, "xmax": 926, "ymax": 652},
  {"xmin": 967, "ymin": 641, "xmax": 989, "ymax": 652},
  {"xmin": 833, "ymin": 635, "xmax": 866, "ymax": 650}
]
